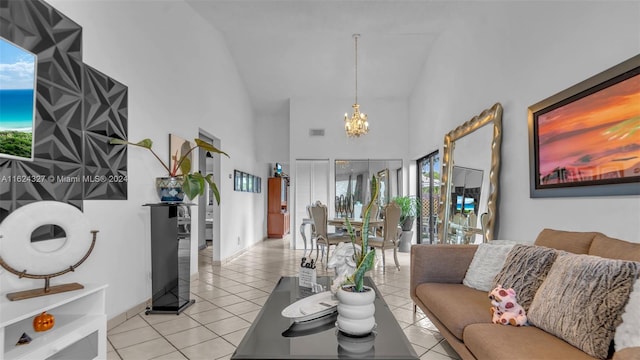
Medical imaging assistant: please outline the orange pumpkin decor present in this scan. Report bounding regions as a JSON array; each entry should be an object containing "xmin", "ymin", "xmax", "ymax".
[{"xmin": 33, "ymin": 311, "xmax": 55, "ymax": 332}]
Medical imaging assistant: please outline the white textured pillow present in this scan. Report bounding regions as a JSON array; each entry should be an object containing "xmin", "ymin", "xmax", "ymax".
[
  {"xmin": 463, "ymin": 243, "xmax": 514, "ymax": 291},
  {"xmin": 488, "ymin": 240, "xmax": 519, "ymax": 245},
  {"xmin": 615, "ymin": 277, "xmax": 640, "ymax": 351}
]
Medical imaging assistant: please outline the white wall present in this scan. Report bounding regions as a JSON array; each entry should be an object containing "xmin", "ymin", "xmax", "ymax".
[
  {"xmin": 1, "ymin": 0, "xmax": 266, "ymax": 320},
  {"xmin": 255, "ymin": 112, "xmax": 290, "ymax": 236},
  {"xmin": 289, "ymin": 97, "xmax": 411, "ymax": 247},
  {"xmin": 291, "ymin": 97, "xmax": 409, "ymax": 160},
  {"xmin": 409, "ymin": 1, "xmax": 640, "ymax": 243},
  {"xmin": 256, "ymin": 113, "xmax": 290, "ymax": 165}
]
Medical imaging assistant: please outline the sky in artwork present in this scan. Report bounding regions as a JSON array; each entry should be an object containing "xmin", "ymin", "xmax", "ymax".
[
  {"xmin": 0, "ymin": 38, "xmax": 36, "ymax": 90},
  {"xmin": 537, "ymin": 74, "xmax": 640, "ymax": 178}
]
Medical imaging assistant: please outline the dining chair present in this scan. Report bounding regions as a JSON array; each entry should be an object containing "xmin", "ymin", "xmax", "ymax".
[
  {"xmin": 462, "ymin": 211, "xmax": 479, "ymax": 244},
  {"xmin": 310, "ymin": 201, "xmax": 350, "ymax": 268},
  {"xmin": 452, "ymin": 212, "xmax": 465, "ymax": 226},
  {"xmin": 368, "ymin": 202, "xmax": 402, "ymax": 273},
  {"xmin": 306, "ymin": 203, "xmax": 317, "ymax": 250}
]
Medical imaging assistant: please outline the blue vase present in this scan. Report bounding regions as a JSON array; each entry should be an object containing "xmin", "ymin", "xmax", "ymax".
[{"xmin": 155, "ymin": 177, "xmax": 184, "ymax": 202}]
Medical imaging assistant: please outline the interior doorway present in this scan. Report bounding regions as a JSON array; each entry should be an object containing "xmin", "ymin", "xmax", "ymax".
[
  {"xmin": 294, "ymin": 159, "xmax": 329, "ymax": 250},
  {"xmin": 198, "ymin": 130, "xmax": 221, "ymax": 257}
]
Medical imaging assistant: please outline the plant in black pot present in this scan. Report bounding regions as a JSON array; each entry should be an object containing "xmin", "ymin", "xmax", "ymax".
[
  {"xmin": 110, "ymin": 138, "xmax": 228, "ymax": 203},
  {"xmin": 392, "ymin": 196, "xmax": 420, "ymax": 231},
  {"xmin": 392, "ymin": 195, "xmax": 420, "ymax": 252}
]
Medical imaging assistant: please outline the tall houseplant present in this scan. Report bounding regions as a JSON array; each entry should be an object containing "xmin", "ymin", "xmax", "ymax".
[
  {"xmin": 335, "ymin": 175, "xmax": 379, "ymax": 336},
  {"xmin": 344, "ymin": 175, "xmax": 379, "ymax": 291},
  {"xmin": 110, "ymin": 138, "xmax": 228, "ymax": 203}
]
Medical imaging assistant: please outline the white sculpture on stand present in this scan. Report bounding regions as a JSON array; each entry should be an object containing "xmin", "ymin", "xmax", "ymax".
[{"xmin": 327, "ymin": 242, "xmax": 357, "ymax": 294}]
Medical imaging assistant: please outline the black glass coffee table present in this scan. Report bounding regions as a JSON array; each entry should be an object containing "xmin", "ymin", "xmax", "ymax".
[{"xmin": 231, "ymin": 276, "xmax": 418, "ymax": 360}]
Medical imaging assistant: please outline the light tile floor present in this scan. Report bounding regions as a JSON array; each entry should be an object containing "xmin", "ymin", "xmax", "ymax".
[{"xmin": 107, "ymin": 238, "xmax": 461, "ymax": 360}]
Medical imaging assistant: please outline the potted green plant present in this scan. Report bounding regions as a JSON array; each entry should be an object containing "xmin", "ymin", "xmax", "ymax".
[
  {"xmin": 392, "ymin": 195, "xmax": 420, "ymax": 231},
  {"xmin": 335, "ymin": 175, "xmax": 379, "ymax": 336},
  {"xmin": 110, "ymin": 138, "xmax": 228, "ymax": 203}
]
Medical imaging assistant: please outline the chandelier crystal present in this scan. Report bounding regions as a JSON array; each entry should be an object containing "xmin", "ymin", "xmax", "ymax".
[{"xmin": 344, "ymin": 34, "xmax": 368, "ymax": 137}]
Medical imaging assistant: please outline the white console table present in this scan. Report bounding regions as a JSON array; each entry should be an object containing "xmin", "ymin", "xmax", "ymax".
[{"xmin": 0, "ymin": 283, "xmax": 107, "ymax": 360}]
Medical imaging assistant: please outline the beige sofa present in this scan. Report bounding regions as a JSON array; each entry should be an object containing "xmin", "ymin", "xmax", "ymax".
[{"xmin": 410, "ymin": 229, "xmax": 640, "ymax": 360}]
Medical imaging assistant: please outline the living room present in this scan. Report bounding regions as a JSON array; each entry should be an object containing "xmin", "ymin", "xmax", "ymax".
[{"xmin": 0, "ymin": 1, "xmax": 638, "ymax": 359}]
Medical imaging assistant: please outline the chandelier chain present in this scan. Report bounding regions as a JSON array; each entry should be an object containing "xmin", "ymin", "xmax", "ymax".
[
  {"xmin": 344, "ymin": 33, "xmax": 368, "ymax": 137},
  {"xmin": 354, "ymin": 34, "xmax": 358, "ymax": 104}
]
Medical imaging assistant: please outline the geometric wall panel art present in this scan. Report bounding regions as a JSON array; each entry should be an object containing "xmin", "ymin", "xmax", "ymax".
[
  {"xmin": 83, "ymin": 65, "xmax": 128, "ymax": 200},
  {"xmin": 0, "ymin": 0, "xmax": 128, "ymax": 222}
]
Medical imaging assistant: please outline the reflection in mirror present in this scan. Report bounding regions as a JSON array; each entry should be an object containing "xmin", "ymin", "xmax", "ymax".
[
  {"xmin": 451, "ymin": 166, "xmax": 483, "ymax": 219},
  {"xmin": 31, "ymin": 225, "xmax": 67, "ymax": 252},
  {"xmin": 448, "ymin": 166, "xmax": 483, "ymax": 243},
  {"xmin": 439, "ymin": 103, "xmax": 502, "ymax": 243},
  {"xmin": 377, "ymin": 169, "xmax": 390, "ymax": 206},
  {"xmin": 31, "ymin": 224, "xmax": 66, "ymax": 242},
  {"xmin": 335, "ymin": 159, "xmax": 402, "ymax": 218}
]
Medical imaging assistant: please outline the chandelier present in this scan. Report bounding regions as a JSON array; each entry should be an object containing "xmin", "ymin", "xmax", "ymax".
[{"xmin": 344, "ymin": 34, "xmax": 368, "ymax": 137}]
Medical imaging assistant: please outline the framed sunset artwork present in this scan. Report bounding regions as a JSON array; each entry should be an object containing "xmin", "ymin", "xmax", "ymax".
[{"xmin": 528, "ymin": 54, "xmax": 640, "ymax": 197}]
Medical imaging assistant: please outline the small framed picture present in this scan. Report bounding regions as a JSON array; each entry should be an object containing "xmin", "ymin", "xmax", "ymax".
[
  {"xmin": 242, "ymin": 172, "xmax": 248, "ymax": 192},
  {"xmin": 234, "ymin": 170, "xmax": 241, "ymax": 191},
  {"xmin": 248, "ymin": 175, "xmax": 254, "ymax": 192}
]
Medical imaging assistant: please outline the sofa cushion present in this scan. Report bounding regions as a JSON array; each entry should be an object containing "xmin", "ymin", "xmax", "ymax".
[
  {"xmin": 492, "ymin": 244, "xmax": 558, "ymax": 311},
  {"xmin": 613, "ymin": 347, "xmax": 640, "ymax": 360},
  {"xmin": 463, "ymin": 243, "xmax": 514, "ymax": 291},
  {"xmin": 589, "ymin": 233, "xmax": 640, "ymax": 262},
  {"xmin": 614, "ymin": 277, "xmax": 640, "ymax": 352},
  {"xmin": 464, "ymin": 323, "xmax": 596, "ymax": 360},
  {"xmin": 534, "ymin": 228, "xmax": 598, "ymax": 254},
  {"xmin": 415, "ymin": 283, "xmax": 490, "ymax": 340},
  {"xmin": 528, "ymin": 253, "xmax": 639, "ymax": 359}
]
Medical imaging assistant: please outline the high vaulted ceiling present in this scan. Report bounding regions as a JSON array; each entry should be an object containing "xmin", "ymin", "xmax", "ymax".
[{"xmin": 186, "ymin": 1, "xmax": 453, "ymax": 118}]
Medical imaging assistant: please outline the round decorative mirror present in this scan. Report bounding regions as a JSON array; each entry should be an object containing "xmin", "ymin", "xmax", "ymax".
[{"xmin": 0, "ymin": 201, "xmax": 98, "ymax": 300}]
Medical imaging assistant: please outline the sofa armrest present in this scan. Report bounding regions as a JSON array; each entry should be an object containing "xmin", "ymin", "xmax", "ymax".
[
  {"xmin": 410, "ymin": 244, "xmax": 478, "ymax": 300},
  {"xmin": 613, "ymin": 347, "xmax": 640, "ymax": 360}
]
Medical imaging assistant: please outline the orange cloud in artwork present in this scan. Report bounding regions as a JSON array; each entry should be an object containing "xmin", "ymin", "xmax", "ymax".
[{"xmin": 537, "ymin": 73, "xmax": 640, "ymax": 185}]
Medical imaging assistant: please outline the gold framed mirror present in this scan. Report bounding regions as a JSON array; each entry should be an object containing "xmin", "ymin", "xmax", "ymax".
[{"xmin": 438, "ymin": 103, "xmax": 503, "ymax": 243}]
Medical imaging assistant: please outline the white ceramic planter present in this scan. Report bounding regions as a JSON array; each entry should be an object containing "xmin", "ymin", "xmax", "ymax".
[{"xmin": 336, "ymin": 285, "xmax": 376, "ymax": 336}]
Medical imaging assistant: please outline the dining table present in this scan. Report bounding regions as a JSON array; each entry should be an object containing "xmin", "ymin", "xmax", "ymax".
[{"xmin": 328, "ymin": 217, "xmax": 384, "ymax": 235}]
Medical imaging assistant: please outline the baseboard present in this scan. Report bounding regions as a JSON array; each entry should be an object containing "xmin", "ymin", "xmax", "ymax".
[
  {"xmin": 107, "ymin": 298, "xmax": 150, "ymax": 331},
  {"xmin": 213, "ymin": 247, "xmax": 248, "ymax": 265},
  {"xmin": 212, "ymin": 237, "xmax": 267, "ymax": 265}
]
